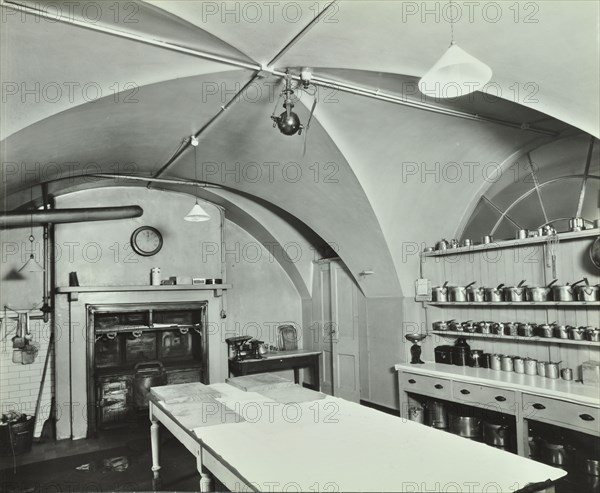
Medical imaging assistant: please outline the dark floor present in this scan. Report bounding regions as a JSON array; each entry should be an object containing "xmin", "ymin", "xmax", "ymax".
[{"xmin": 0, "ymin": 419, "xmax": 205, "ymax": 493}]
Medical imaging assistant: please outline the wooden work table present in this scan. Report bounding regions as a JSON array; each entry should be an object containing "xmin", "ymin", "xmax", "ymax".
[
  {"xmin": 227, "ymin": 349, "xmax": 321, "ymax": 390},
  {"xmin": 149, "ymin": 376, "xmax": 564, "ymax": 492}
]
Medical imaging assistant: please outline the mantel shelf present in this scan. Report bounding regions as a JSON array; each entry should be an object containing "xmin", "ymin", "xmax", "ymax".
[
  {"xmin": 430, "ymin": 330, "xmax": 600, "ymax": 347},
  {"xmin": 422, "ymin": 228, "xmax": 599, "ymax": 257},
  {"xmin": 56, "ymin": 284, "xmax": 230, "ymax": 301},
  {"xmin": 56, "ymin": 285, "xmax": 231, "ymax": 293},
  {"xmin": 426, "ymin": 301, "xmax": 599, "ymax": 307}
]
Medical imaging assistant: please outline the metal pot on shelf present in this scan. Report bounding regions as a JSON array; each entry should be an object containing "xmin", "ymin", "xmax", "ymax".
[
  {"xmin": 538, "ymin": 322, "xmax": 554, "ymax": 338},
  {"xmin": 575, "ymin": 278, "xmax": 600, "ymax": 301},
  {"xmin": 484, "ymin": 284, "xmax": 504, "ymax": 302},
  {"xmin": 585, "ymin": 327, "xmax": 600, "ymax": 342},
  {"xmin": 491, "ymin": 322, "xmax": 504, "ymax": 336},
  {"xmin": 449, "ymin": 282, "xmax": 475, "ymax": 302},
  {"xmin": 553, "ymin": 324, "xmax": 571, "ymax": 339},
  {"xmin": 518, "ymin": 323, "xmax": 536, "ymax": 337},
  {"xmin": 503, "ymin": 322, "xmax": 518, "ymax": 336},
  {"xmin": 569, "ymin": 326, "xmax": 586, "ymax": 340},
  {"xmin": 436, "ymin": 239, "xmax": 449, "ymax": 251},
  {"xmin": 526, "ymin": 279, "xmax": 558, "ymax": 302},
  {"xmin": 503, "ymin": 280, "xmax": 527, "ymax": 302},
  {"xmin": 461, "ymin": 321, "xmax": 476, "ymax": 333},
  {"xmin": 450, "ymin": 320, "xmax": 465, "ymax": 332},
  {"xmin": 466, "ymin": 284, "xmax": 485, "ymax": 302},
  {"xmin": 432, "ymin": 320, "xmax": 451, "ymax": 331},
  {"xmin": 552, "ymin": 279, "xmax": 584, "ymax": 302},
  {"xmin": 477, "ymin": 321, "xmax": 493, "ymax": 334},
  {"xmin": 432, "ymin": 281, "xmax": 449, "ymax": 302}
]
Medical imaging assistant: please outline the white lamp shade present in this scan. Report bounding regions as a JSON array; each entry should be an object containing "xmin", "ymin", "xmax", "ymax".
[
  {"xmin": 418, "ymin": 43, "xmax": 492, "ymax": 98},
  {"xmin": 19, "ymin": 254, "xmax": 44, "ymax": 273},
  {"xmin": 184, "ymin": 203, "xmax": 210, "ymax": 222}
]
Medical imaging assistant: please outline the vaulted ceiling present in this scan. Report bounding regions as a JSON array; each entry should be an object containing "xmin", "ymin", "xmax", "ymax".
[{"xmin": 1, "ymin": 0, "xmax": 598, "ymax": 296}]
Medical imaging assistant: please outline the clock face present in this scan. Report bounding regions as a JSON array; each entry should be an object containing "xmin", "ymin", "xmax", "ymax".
[{"xmin": 131, "ymin": 226, "xmax": 163, "ymax": 256}]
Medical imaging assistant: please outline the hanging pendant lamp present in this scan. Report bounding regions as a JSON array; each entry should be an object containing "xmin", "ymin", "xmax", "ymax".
[
  {"xmin": 419, "ymin": 1, "xmax": 492, "ymax": 98},
  {"xmin": 184, "ymin": 136, "xmax": 210, "ymax": 222},
  {"xmin": 20, "ymin": 202, "xmax": 44, "ymax": 273}
]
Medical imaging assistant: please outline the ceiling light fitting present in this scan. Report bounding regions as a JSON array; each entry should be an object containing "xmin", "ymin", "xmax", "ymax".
[
  {"xmin": 184, "ymin": 135, "xmax": 210, "ymax": 222},
  {"xmin": 418, "ymin": 0, "xmax": 492, "ymax": 98}
]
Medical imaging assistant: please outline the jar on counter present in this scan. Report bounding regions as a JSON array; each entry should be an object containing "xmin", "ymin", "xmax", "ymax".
[
  {"xmin": 501, "ymin": 355, "xmax": 514, "ymax": 372},
  {"xmin": 524, "ymin": 358, "xmax": 537, "ymax": 375},
  {"xmin": 151, "ymin": 267, "xmax": 161, "ymax": 286},
  {"xmin": 513, "ymin": 357, "xmax": 524, "ymax": 374}
]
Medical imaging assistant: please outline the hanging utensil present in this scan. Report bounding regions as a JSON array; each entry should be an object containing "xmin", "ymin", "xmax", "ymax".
[{"xmin": 11, "ymin": 313, "xmax": 26, "ymax": 349}]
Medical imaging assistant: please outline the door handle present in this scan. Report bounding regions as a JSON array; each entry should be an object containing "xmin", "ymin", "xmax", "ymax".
[
  {"xmin": 408, "ymin": 379, "xmax": 416, "ymax": 384},
  {"xmin": 495, "ymin": 396, "xmax": 507, "ymax": 402},
  {"xmin": 434, "ymin": 384, "xmax": 444, "ymax": 389},
  {"xmin": 580, "ymin": 414, "xmax": 595, "ymax": 422},
  {"xmin": 460, "ymin": 389, "xmax": 470, "ymax": 395},
  {"xmin": 532, "ymin": 403, "xmax": 545, "ymax": 410}
]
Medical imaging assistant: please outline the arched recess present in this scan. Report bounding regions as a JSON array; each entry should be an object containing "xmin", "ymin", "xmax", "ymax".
[
  {"xmin": 2, "ymin": 177, "xmax": 342, "ymax": 300},
  {"xmin": 457, "ymin": 133, "xmax": 600, "ymax": 241}
]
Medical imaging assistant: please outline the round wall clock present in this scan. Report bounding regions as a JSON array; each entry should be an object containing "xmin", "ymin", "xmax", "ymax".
[{"xmin": 131, "ymin": 226, "xmax": 163, "ymax": 256}]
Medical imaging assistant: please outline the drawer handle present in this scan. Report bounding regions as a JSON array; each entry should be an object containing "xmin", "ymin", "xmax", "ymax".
[
  {"xmin": 532, "ymin": 403, "xmax": 546, "ymax": 410},
  {"xmin": 434, "ymin": 384, "xmax": 444, "ymax": 389},
  {"xmin": 580, "ymin": 414, "xmax": 595, "ymax": 422},
  {"xmin": 408, "ymin": 379, "xmax": 416, "ymax": 384},
  {"xmin": 460, "ymin": 389, "xmax": 470, "ymax": 395},
  {"xmin": 495, "ymin": 396, "xmax": 506, "ymax": 402}
]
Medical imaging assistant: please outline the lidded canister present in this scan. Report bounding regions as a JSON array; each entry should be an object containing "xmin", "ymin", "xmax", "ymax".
[
  {"xmin": 513, "ymin": 357, "xmax": 524, "ymax": 374},
  {"xmin": 151, "ymin": 267, "xmax": 161, "ymax": 286}
]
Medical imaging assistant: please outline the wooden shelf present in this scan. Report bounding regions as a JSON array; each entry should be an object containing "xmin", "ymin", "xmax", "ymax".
[
  {"xmin": 430, "ymin": 330, "xmax": 600, "ymax": 347},
  {"xmin": 426, "ymin": 301, "xmax": 599, "ymax": 307},
  {"xmin": 56, "ymin": 284, "xmax": 230, "ymax": 293},
  {"xmin": 56, "ymin": 284, "xmax": 230, "ymax": 301},
  {"xmin": 422, "ymin": 228, "xmax": 599, "ymax": 257}
]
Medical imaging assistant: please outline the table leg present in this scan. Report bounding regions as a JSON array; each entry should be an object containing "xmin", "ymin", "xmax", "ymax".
[
  {"xmin": 313, "ymin": 356, "xmax": 321, "ymax": 391},
  {"xmin": 293, "ymin": 368, "xmax": 300, "ymax": 384},
  {"xmin": 150, "ymin": 418, "xmax": 161, "ymax": 490},
  {"xmin": 197, "ymin": 455, "xmax": 214, "ymax": 492}
]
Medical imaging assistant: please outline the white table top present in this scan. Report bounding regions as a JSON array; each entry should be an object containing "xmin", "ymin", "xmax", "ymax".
[
  {"xmin": 152, "ymin": 379, "xmax": 565, "ymax": 492},
  {"xmin": 395, "ymin": 362, "xmax": 600, "ymax": 408}
]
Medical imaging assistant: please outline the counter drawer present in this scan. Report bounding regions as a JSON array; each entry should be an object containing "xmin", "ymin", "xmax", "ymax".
[
  {"xmin": 401, "ymin": 372, "xmax": 451, "ymax": 400},
  {"xmin": 522, "ymin": 394, "xmax": 600, "ymax": 434},
  {"xmin": 452, "ymin": 382, "xmax": 516, "ymax": 415}
]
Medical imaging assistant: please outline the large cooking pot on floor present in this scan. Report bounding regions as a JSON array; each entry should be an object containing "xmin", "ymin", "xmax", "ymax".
[
  {"xmin": 482, "ymin": 419, "xmax": 512, "ymax": 448},
  {"xmin": 449, "ymin": 414, "xmax": 481, "ymax": 438},
  {"xmin": 426, "ymin": 400, "xmax": 448, "ymax": 429}
]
